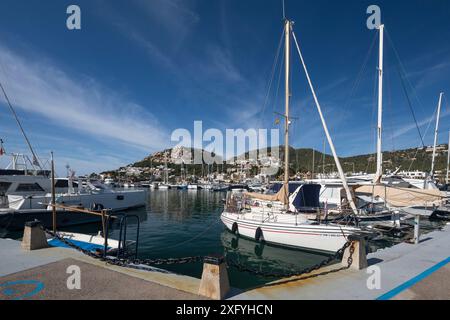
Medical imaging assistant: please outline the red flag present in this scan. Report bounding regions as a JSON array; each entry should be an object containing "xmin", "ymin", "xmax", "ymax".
[{"xmin": 0, "ymin": 147, "xmax": 4, "ymax": 156}]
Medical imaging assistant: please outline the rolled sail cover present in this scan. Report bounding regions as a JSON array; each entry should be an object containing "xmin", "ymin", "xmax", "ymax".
[{"xmin": 356, "ymin": 185, "xmax": 445, "ymax": 208}]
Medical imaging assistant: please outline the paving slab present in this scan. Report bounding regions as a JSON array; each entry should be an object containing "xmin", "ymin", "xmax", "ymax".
[
  {"xmin": 231, "ymin": 225, "xmax": 450, "ymax": 300},
  {"xmin": 0, "ymin": 258, "xmax": 205, "ymax": 300}
]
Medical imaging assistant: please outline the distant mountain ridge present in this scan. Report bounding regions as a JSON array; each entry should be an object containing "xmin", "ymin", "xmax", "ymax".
[{"xmin": 102, "ymin": 145, "xmax": 449, "ymax": 178}]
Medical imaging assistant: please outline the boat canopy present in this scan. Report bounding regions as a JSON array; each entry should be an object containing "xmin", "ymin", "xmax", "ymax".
[
  {"xmin": 356, "ymin": 185, "xmax": 446, "ymax": 208},
  {"xmin": 245, "ymin": 183, "xmax": 321, "ymax": 210},
  {"xmin": 290, "ymin": 184, "xmax": 321, "ymax": 211},
  {"xmin": 244, "ymin": 185, "xmax": 288, "ymax": 204}
]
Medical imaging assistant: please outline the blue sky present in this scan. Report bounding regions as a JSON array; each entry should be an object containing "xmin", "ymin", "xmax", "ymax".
[{"xmin": 0, "ymin": 0, "xmax": 449, "ymax": 175}]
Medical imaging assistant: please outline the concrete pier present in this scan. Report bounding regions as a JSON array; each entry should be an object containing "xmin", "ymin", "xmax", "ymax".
[
  {"xmin": 0, "ymin": 238, "xmax": 205, "ymax": 300},
  {"xmin": 1, "ymin": 224, "xmax": 449, "ymax": 300},
  {"xmin": 231, "ymin": 224, "xmax": 450, "ymax": 300}
]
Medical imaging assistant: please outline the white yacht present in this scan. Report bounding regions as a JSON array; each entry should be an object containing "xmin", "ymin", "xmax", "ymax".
[{"xmin": 1, "ymin": 175, "xmax": 146, "ymax": 230}]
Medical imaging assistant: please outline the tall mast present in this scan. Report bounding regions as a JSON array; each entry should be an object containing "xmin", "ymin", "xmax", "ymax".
[
  {"xmin": 164, "ymin": 155, "xmax": 168, "ymax": 184},
  {"xmin": 431, "ymin": 92, "xmax": 444, "ymax": 178},
  {"xmin": 447, "ymin": 131, "xmax": 450, "ymax": 184},
  {"xmin": 283, "ymin": 19, "xmax": 291, "ymax": 209},
  {"xmin": 374, "ymin": 24, "xmax": 384, "ymax": 184}
]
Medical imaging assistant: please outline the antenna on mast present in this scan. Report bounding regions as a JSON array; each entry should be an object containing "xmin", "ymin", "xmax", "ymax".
[{"xmin": 282, "ymin": 0, "xmax": 286, "ymax": 20}]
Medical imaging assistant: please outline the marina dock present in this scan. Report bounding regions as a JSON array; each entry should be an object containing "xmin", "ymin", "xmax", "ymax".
[
  {"xmin": 233, "ymin": 224, "xmax": 450, "ymax": 300},
  {"xmin": 1, "ymin": 223, "xmax": 449, "ymax": 300},
  {"xmin": 0, "ymin": 237, "xmax": 205, "ymax": 300}
]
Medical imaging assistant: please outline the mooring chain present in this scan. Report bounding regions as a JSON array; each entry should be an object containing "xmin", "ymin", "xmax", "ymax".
[
  {"xmin": 43, "ymin": 227, "xmax": 356, "ymax": 280},
  {"xmin": 42, "ymin": 227, "xmax": 204, "ymax": 266},
  {"xmin": 226, "ymin": 240, "xmax": 355, "ymax": 279},
  {"xmin": 106, "ymin": 256, "xmax": 205, "ymax": 267}
]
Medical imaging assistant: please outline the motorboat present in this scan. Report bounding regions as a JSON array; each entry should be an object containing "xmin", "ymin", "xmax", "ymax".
[{"xmin": 0, "ymin": 179, "xmax": 146, "ymax": 230}]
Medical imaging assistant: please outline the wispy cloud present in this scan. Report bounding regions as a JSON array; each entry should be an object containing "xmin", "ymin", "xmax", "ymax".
[
  {"xmin": 196, "ymin": 45, "xmax": 244, "ymax": 84},
  {"xmin": 0, "ymin": 45, "xmax": 170, "ymax": 153},
  {"xmin": 133, "ymin": 0, "xmax": 199, "ymax": 43},
  {"xmin": 392, "ymin": 108, "xmax": 450, "ymax": 142}
]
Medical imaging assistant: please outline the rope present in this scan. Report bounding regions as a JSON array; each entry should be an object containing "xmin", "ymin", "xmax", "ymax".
[
  {"xmin": 385, "ymin": 28, "xmax": 429, "ymax": 122},
  {"xmin": 408, "ymin": 105, "xmax": 437, "ymax": 171},
  {"xmin": 259, "ymin": 27, "xmax": 285, "ymax": 128},
  {"xmin": 395, "ymin": 62, "xmax": 425, "ymax": 147},
  {"xmin": 226, "ymin": 239, "xmax": 355, "ymax": 280},
  {"xmin": 342, "ymin": 31, "xmax": 378, "ymax": 113},
  {"xmin": 0, "ymin": 80, "xmax": 41, "ymax": 168},
  {"xmin": 291, "ymin": 29, "xmax": 358, "ymax": 215}
]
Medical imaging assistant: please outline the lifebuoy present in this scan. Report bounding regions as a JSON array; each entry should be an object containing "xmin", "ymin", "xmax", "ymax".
[
  {"xmin": 231, "ymin": 222, "xmax": 239, "ymax": 234},
  {"xmin": 255, "ymin": 227, "xmax": 264, "ymax": 242}
]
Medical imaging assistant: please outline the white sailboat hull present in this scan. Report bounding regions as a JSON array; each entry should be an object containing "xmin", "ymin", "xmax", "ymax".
[{"xmin": 221, "ymin": 212, "xmax": 359, "ymax": 253}]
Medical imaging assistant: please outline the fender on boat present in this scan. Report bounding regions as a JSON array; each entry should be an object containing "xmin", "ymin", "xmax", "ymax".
[
  {"xmin": 231, "ymin": 222, "xmax": 239, "ymax": 234},
  {"xmin": 255, "ymin": 227, "xmax": 264, "ymax": 242}
]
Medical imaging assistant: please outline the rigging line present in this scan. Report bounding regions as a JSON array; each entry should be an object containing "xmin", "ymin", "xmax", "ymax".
[
  {"xmin": 291, "ymin": 30, "xmax": 358, "ymax": 214},
  {"xmin": 0, "ymin": 80, "xmax": 41, "ymax": 168},
  {"xmin": 385, "ymin": 66, "xmax": 396, "ymax": 153},
  {"xmin": 273, "ymin": 45, "xmax": 285, "ymax": 114},
  {"xmin": 395, "ymin": 63, "xmax": 425, "ymax": 147},
  {"xmin": 343, "ymin": 31, "xmax": 378, "ymax": 112},
  {"xmin": 385, "ymin": 28, "xmax": 428, "ymax": 119},
  {"xmin": 260, "ymin": 28, "xmax": 285, "ymax": 127},
  {"xmin": 408, "ymin": 103, "xmax": 438, "ymax": 171}
]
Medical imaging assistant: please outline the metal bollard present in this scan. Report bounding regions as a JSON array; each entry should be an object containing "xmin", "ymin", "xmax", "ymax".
[
  {"xmin": 198, "ymin": 255, "xmax": 230, "ymax": 300},
  {"xmin": 21, "ymin": 220, "xmax": 49, "ymax": 251},
  {"xmin": 341, "ymin": 235, "xmax": 368, "ymax": 270},
  {"xmin": 414, "ymin": 214, "xmax": 420, "ymax": 245}
]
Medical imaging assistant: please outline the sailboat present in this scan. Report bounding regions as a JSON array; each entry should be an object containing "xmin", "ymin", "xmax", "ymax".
[
  {"xmin": 221, "ymin": 18, "xmax": 365, "ymax": 253},
  {"xmin": 303, "ymin": 24, "xmax": 446, "ymax": 218},
  {"xmin": 158, "ymin": 155, "xmax": 171, "ymax": 190},
  {"xmin": 354, "ymin": 26, "xmax": 447, "ymax": 217}
]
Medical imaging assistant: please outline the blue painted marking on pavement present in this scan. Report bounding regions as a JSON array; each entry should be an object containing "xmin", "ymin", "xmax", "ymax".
[
  {"xmin": 377, "ymin": 256, "xmax": 450, "ymax": 300},
  {"xmin": 0, "ymin": 280, "xmax": 45, "ymax": 300}
]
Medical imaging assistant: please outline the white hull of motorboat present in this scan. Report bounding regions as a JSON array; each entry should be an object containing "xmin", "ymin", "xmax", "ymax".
[
  {"xmin": 221, "ymin": 211, "xmax": 360, "ymax": 253},
  {"xmin": 7, "ymin": 190, "xmax": 146, "ymax": 212},
  {"xmin": 49, "ymin": 231, "xmax": 120, "ymax": 248}
]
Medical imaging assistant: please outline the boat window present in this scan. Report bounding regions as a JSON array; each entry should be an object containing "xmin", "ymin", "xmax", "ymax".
[
  {"xmin": 54, "ymin": 180, "xmax": 79, "ymax": 188},
  {"xmin": 55, "ymin": 180, "xmax": 69, "ymax": 188},
  {"xmin": 0, "ymin": 182, "xmax": 12, "ymax": 192},
  {"xmin": 15, "ymin": 183, "xmax": 45, "ymax": 192}
]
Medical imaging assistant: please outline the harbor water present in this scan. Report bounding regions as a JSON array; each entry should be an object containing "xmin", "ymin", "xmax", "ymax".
[{"xmin": 1, "ymin": 189, "xmax": 446, "ymax": 290}]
